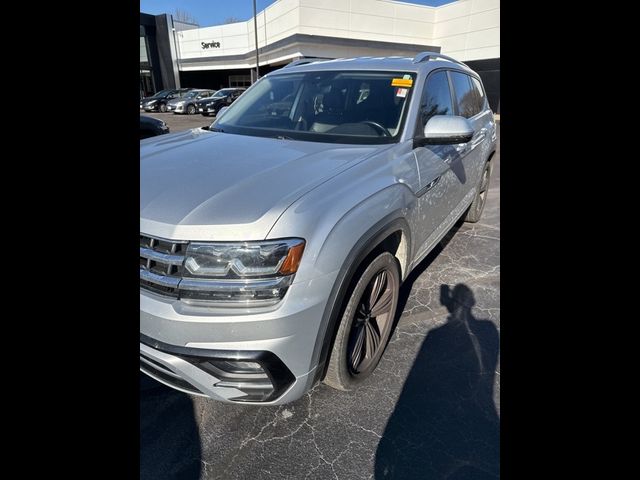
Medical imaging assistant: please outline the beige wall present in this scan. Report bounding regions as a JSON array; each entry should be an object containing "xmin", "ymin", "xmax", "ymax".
[
  {"xmin": 177, "ymin": 0, "xmax": 499, "ymax": 69},
  {"xmin": 433, "ymin": 0, "xmax": 500, "ymax": 61}
]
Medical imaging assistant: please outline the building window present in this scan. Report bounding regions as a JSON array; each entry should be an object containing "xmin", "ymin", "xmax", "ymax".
[
  {"xmin": 140, "ymin": 28, "xmax": 156, "ymax": 98},
  {"xmin": 229, "ymin": 75, "xmax": 251, "ymax": 88}
]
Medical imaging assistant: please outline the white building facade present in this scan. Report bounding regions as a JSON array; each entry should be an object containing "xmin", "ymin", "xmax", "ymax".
[{"xmin": 142, "ymin": 0, "xmax": 500, "ymax": 111}]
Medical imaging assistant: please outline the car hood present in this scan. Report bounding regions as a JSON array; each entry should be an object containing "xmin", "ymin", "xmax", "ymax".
[
  {"xmin": 141, "ymin": 97, "xmax": 162, "ymax": 104},
  {"xmin": 167, "ymin": 98, "xmax": 189, "ymax": 106},
  {"xmin": 140, "ymin": 130, "xmax": 385, "ymax": 241},
  {"xmin": 196, "ymin": 97, "xmax": 222, "ymax": 105}
]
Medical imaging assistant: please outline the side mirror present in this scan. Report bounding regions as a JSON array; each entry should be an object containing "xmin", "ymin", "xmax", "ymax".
[
  {"xmin": 216, "ymin": 106, "xmax": 229, "ymax": 118},
  {"xmin": 414, "ymin": 115, "xmax": 474, "ymax": 148}
]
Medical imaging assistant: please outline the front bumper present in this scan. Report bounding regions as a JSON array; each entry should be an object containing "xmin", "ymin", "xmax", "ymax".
[
  {"xmin": 140, "ymin": 271, "xmax": 338, "ymax": 404},
  {"xmin": 140, "ymin": 335, "xmax": 297, "ymax": 402}
]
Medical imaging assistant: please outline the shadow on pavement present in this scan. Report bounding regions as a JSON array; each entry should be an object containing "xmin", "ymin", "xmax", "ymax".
[
  {"xmin": 140, "ymin": 374, "xmax": 201, "ymax": 480},
  {"xmin": 375, "ymin": 283, "xmax": 500, "ymax": 479}
]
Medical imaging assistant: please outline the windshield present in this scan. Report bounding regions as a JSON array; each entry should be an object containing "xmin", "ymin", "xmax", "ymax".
[
  {"xmin": 151, "ymin": 89, "xmax": 172, "ymax": 98},
  {"xmin": 215, "ymin": 71, "xmax": 416, "ymax": 144},
  {"xmin": 183, "ymin": 91, "xmax": 200, "ymax": 99},
  {"xmin": 211, "ymin": 91, "xmax": 227, "ymax": 99}
]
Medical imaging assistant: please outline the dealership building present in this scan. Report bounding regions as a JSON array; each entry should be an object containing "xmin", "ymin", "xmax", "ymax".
[{"xmin": 140, "ymin": 0, "xmax": 500, "ymax": 111}]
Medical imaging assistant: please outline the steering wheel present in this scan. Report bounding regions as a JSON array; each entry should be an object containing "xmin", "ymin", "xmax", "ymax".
[{"xmin": 359, "ymin": 121, "xmax": 392, "ymax": 137}]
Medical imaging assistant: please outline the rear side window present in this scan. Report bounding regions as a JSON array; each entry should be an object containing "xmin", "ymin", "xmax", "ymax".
[
  {"xmin": 470, "ymin": 76, "xmax": 486, "ymax": 113},
  {"xmin": 416, "ymin": 70, "xmax": 454, "ymax": 134},
  {"xmin": 450, "ymin": 72, "xmax": 477, "ymax": 118}
]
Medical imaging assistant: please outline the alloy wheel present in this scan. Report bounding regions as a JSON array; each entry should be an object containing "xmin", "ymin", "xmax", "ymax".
[{"xmin": 347, "ymin": 268, "xmax": 397, "ymax": 375}]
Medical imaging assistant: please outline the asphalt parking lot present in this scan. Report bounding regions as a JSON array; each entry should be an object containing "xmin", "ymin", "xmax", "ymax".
[{"xmin": 140, "ymin": 119, "xmax": 501, "ymax": 480}]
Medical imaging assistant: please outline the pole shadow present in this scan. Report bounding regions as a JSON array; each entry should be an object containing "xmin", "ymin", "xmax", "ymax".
[
  {"xmin": 375, "ymin": 283, "xmax": 500, "ymax": 479},
  {"xmin": 140, "ymin": 373, "xmax": 202, "ymax": 479}
]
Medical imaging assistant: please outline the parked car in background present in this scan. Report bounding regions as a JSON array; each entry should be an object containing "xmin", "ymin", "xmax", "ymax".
[
  {"xmin": 140, "ymin": 115, "xmax": 169, "ymax": 140},
  {"xmin": 167, "ymin": 89, "xmax": 216, "ymax": 115},
  {"xmin": 140, "ymin": 53, "xmax": 497, "ymax": 405},
  {"xmin": 196, "ymin": 88, "xmax": 246, "ymax": 116},
  {"xmin": 140, "ymin": 88, "xmax": 193, "ymax": 113}
]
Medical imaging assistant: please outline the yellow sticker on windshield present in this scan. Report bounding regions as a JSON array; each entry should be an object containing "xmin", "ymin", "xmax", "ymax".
[{"xmin": 391, "ymin": 78, "xmax": 413, "ymax": 87}]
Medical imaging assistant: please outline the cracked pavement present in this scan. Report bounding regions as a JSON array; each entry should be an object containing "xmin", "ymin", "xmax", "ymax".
[{"xmin": 141, "ymin": 126, "xmax": 500, "ymax": 480}]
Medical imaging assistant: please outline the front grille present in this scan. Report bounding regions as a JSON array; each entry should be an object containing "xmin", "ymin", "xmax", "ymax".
[{"xmin": 140, "ymin": 234, "xmax": 187, "ymax": 297}]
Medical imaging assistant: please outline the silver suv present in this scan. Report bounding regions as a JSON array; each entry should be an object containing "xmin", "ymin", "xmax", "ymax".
[{"xmin": 140, "ymin": 52, "xmax": 497, "ymax": 404}]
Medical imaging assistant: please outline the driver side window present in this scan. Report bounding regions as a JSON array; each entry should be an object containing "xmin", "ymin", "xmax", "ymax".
[{"xmin": 416, "ymin": 71, "xmax": 454, "ymax": 136}]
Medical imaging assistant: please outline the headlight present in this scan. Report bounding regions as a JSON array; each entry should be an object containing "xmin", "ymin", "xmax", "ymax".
[
  {"xmin": 179, "ymin": 239, "xmax": 305, "ymax": 306},
  {"xmin": 147, "ymin": 100, "xmax": 157, "ymax": 105},
  {"xmin": 175, "ymin": 101, "xmax": 184, "ymax": 107}
]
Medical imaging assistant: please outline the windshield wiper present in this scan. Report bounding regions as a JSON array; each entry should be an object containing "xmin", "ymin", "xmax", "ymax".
[
  {"xmin": 275, "ymin": 135, "xmax": 294, "ymax": 140},
  {"xmin": 210, "ymin": 127, "xmax": 224, "ymax": 133}
]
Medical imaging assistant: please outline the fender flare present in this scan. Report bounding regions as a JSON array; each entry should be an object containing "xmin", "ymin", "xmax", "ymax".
[{"xmin": 309, "ymin": 213, "xmax": 411, "ymax": 385}]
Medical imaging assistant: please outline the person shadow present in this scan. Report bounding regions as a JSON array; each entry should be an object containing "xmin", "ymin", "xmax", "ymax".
[
  {"xmin": 375, "ymin": 283, "xmax": 500, "ymax": 479},
  {"xmin": 140, "ymin": 373, "xmax": 202, "ymax": 479}
]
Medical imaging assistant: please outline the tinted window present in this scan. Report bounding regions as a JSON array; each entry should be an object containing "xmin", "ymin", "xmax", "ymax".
[
  {"xmin": 450, "ymin": 72, "xmax": 477, "ymax": 118},
  {"xmin": 416, "ymin": 71, "xmax": 453, "ymax": 134},
  {"xmin": 470, "ymin": 76, "xmax": 486, "ymax": 113}
]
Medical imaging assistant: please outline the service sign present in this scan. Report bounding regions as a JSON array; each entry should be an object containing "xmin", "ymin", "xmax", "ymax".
[{"xmin": 201, "ymin": 41, "xmax": 221, "ymax": 49}]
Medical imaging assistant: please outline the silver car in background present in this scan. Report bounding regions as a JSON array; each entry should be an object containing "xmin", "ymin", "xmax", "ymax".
[
  {"xmin": 167, "ymin": 89, "xmax": 216, "ymax": 114},
  {"xmin": 140, "ymin": 52, "xmax": 497, "ymax": 405}
]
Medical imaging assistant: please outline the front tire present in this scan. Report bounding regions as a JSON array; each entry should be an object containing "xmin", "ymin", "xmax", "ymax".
[
  {"xmin": 187, "ymin": 104, "xmax": 196, "ymax": 115},
  {"xmin": 159, "ymin": 103, "xmax": 167, "ymax": 113},
  {"xmin": 323, "ymin": 252, "xmax": 400, "ymax": 391},
  {"xmin": 464, "ymin": 161, "xmax": 492, "ymax": 223}
]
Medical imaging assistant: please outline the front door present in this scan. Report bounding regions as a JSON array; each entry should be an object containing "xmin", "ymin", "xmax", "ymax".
[{"xmin": 411, "ymin": 70, "xmax": 465, "ymax": 261}]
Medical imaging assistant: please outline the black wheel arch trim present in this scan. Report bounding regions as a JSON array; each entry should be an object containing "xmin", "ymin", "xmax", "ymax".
[{"xmin": 310, "ymin": 213, "xmax": 411, "ymax": 386}]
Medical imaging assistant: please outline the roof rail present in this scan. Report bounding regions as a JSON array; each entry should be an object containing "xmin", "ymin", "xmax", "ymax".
[
  {"xmin": 283, "ymin": 58, "xmax": 325, "ymax": 69},
  {"xmin": 412, "ymin": 51, "xmax": 468, "ymax": 68}
]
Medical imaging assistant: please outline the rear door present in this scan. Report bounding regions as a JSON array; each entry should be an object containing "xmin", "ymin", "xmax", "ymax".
[{"xmin": 448, "ymin": 71, "xmax": 492, "ymax": 202}]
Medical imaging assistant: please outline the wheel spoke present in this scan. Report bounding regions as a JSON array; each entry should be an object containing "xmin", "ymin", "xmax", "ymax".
[
  {"xmin": 364, "ymin": 324, "xmax": 372, "ymax": 360},
  {"xmin": 364, "ymin": 321, "xmax": 381, "ymax": 358},
  {"xmin": 368, "ymin": 271, "xmax": 387, "ymax": 308},
  {"xmin": 370, "ymin": 288, "xmax": 393, "ymax": 317},
  {"xmin": 350, "ymin": 325, "xmax": 366, "ymax": 371}
]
